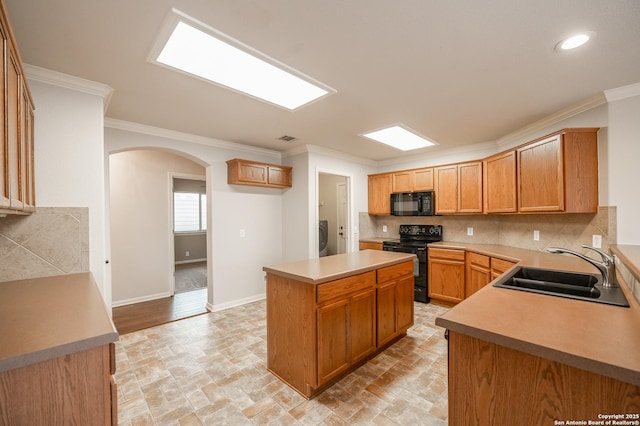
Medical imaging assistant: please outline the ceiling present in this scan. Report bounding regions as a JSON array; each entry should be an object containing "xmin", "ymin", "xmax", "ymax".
[{"xmin": 5, "ymin": 0, "xmax": 640, "ymax": 161}]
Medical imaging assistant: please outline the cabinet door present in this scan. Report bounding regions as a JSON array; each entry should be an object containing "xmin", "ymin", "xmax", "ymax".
[
  {"xmin": 413, "ymin": 168, "xmax": 434, "ymax": 191},
  {"xmin": 484, "ymin": 151, "xmax": 517, "ymax": 213},
  {"xmin": 434, "ymin": 165, "xmax": 458, "ymax": 214},
  {"xmin": 237, "ymin": 162, "xmax": 267, "ymax": 184},
  {"xmin": 518, "ymin": 134, "xmax": 564, "ymax": 212},
  {"xmin": 396, "ymin": 275, "xmax": 414, "ymax": 332},
  {"xmin": 376, "ymin": 280, "xmax": 397, "ymax": 347},
  {"xmin": 465, "ymin": 252, "xmax": 491, "ymax": 298},
  {"xmin": 368, "ymin": 173, "xmax": 391, "ymax": 215},
  {"xmin": 428, "ymin": 249, "xmax": 465, "ymax": 303},
  {"xmin": 359, "ymin": 241, "xmax": 382, "ymax": 251},
  {"xmin": 317, "ymin": 299, "xmax": 349, "ymax": 385},
  {"xmin": 392, "ymin": 170, "xmax": 413, "ymax": 193},
  {"xmin": 267, "ymin": 166, "xmax": 291, "ymax": 187},
  {"xmin": 0, "ymin": 22, "xmax": 8, "ymax": 209},
  {"xmin": 350, "ymin": 289, "xmax": 376, "ymax": 363},
  {"xmin": 7, "ymin": 45, "xmax": 23, "ymax": 210},
  {"xmin": 491, "ymin": 257, "xmax": 516, "ymax": 280},
  {"xmin": 20, "ymin": 81, "xmax": 35, "ymax": 211},
  {"xmin": 458, "ymin": 162, "xmax": 483, "ymax": 213}
]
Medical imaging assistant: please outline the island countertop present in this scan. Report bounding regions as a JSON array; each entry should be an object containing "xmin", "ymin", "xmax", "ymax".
[
  {"xmin": 432, "ymin": 241, "xmax": 640, "ymax": 387},
  {"xmin": 0, "ymin": 272, "xmax": 119, "ymax": 373},
  {"xmin": 263, "ymin": 250, "xmax": 416, "ymax": 285}
]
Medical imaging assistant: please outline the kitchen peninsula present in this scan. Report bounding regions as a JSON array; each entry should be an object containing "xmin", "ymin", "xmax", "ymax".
[{"xmin": 263, "ymin": 250, "xmax": 415, "ymax": 398}]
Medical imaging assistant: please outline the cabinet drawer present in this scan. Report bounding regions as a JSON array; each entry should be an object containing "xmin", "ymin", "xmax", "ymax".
[
  {"xmin": 491, "ymin": 257, "xmax": 516, "ymax": 275},
  {"xmin": 317, "ymin": 271, "xmax": 375, "ymax": 304},
  {"xmin": 377, "ymin": 261, "xmax": 414, "ymax": 283},
  {"xmin": 467, "ymin": 252, "xmax": 490, "ymax": 268},
  {"xmin": 429, "ymin": 248, "xmax": 465, "ymax": 262}
]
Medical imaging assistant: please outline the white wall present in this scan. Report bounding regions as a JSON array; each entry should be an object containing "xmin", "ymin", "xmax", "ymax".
[
  {"xmin": 29, "ymin": 78, "xmax": 110, "ymax": 303},
  {"xmin": 109, "ymin": 150, "xmax": 205, "ymax": 304},
  {"xmin": 105, "ymin": 125, "xmax": 284, "ymax": 310},
  {"xmin": 607, "ymin": 91, "xmax": 640, "ymax": 244}
]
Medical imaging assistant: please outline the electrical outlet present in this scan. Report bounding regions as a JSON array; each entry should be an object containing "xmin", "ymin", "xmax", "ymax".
[
  {"xmin": 383, "ymin": 225, "xmax": 388, "ymax": 233},
  {"xmin": 467, "ymin": 227, "xmax": 474, "ymax": 236},
  {"xmin": 185, "ymin": 251, "xmax": 190, "ymax": 257},
  {"xmin": 239, "ymin": 229, "xmax": 245, "ymax": 238},
  {"xmin": 592, "ymin": 234, "xmax": 602, "ymax": 249},
  {"xmin": 533, "ymin": 230, "xmax": 540, "ymax": 241}
]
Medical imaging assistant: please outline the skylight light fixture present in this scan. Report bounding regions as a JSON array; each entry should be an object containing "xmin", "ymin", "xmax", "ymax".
[
  {"xmin": 150, "ymin": 10, "xmax": 335, "ymax": 110},
  {"xmin": 556, "ymin": 32, "xmax": 594, "ymax": 51},
  {"xmin": 361, "ymin": 125, "xmax": 437, "ymax": 151}
]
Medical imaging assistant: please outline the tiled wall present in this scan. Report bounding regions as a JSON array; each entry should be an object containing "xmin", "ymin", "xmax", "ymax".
[
  {"xmin": 360, "ymin": 206, "xmax": 616, "ymax": 255},
  {"xmin": 0, "ymin": 207, "xmax": 89, "ymax": 282}
]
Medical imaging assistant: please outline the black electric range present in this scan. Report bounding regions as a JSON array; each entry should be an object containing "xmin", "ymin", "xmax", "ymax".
[{"xmin": 382, "ymin": 224, "xmax": 443, "ymax": 303}]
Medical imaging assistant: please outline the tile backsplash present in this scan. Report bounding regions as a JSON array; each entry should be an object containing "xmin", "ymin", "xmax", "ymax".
[
  {"xmin": 0, "ymin": 207, "xmax": 89, "ymax": 282},
  {"xmin": 360, "ymin": 206, "xmax": 616, "ymax": 255}
]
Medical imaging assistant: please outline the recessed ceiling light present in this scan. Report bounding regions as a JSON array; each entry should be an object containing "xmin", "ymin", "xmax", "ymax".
[
  {"xmin": 150, "ymin": 10, "xmax": 335, "ymax": 110},
  {"xmin": 556, "ymin": 32, "xmax": 594, "ymax": 51},
  {"xmin": 361, "ymin": 125, "xmax": 437, "ymax": 151}
]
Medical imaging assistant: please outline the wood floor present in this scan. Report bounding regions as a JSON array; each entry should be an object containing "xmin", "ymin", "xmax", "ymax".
[{"xmin": 112, "ymin": 288, "xmax": 208, "ymax": 335}]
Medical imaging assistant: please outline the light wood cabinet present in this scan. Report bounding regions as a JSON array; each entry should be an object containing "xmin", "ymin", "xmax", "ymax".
[
  {"xmin": 0, "ymin": 1, "xmax": 35, "ymax": 215},
  {"xmin": 359, "ymin": 241, "xmax": 383, "ymax": 251},
  {"xmin": 226, "ymin": 158, "xmax": 292, "ymax": 188},
  {"xmin": 428, "ymin": 248, "xmax": 466, "ymax": 303},
  {"xmin": 376, "ymin": 261, "xmax": 414, "ymax": 347},
  {"xmin": 447, "ymin": 331, "xmax": 640, "ymax": 425},
  {"xmin": 490, "ymin": 257, "xmax": 516, "ymax": 280},
  {"xmin": 391, "ymin": 167, "xmax": 433, "ymax": 193},
  {"xmin": 266, "ymin": 259, "xmax": 414, "ymax": 398},
  {"xmin": 518, "ymin": 128, "xmax": 598, "ymax": 213},
  {"xmin": 434, "ymin": 162, "xmax": 482, "ymax": 214},
  {"xmin": 367, "ymin": 173, "xmax": 391, "ymax": 215},
  {"xmin": 465, "ymin": 252, "xmax": 491, "ymax": 298},
  {"xmin": 483, "ymin": 150, "xmax": 517, "ymax": 213}
]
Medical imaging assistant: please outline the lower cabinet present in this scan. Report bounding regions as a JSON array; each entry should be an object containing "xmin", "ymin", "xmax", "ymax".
[
  {"xmin": 266, "ymin": 260, "xmax": 414, "ymax": 399},
  {"xmin": 465, "ymin": 252, "xmax": 491, "ymax": 298},
  {"xmin": 0, "ymin": 343, "xmax": 117, "ymax": 425},
  {"xmin": 359, "ymin": 241, "xmax": 383, "ymax": 250},
  {"xmin": 428, "ymin": 248, "xmax": 466, "ymax": 303},
  {"xmin": 491, "ymin": 257, "xmax": 516, "ymax": 280}
]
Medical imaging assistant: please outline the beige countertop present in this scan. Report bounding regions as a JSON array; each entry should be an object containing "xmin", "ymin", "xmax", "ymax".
[
  {"xmin": 0, "ymin": 272, "xmax": 119, "ymax": 373},
  {"xmin": 358, "ymin": 237, "xmax": 396, "ymax": 244},
  {"xmin": 263, "ymin": 250, "xmax": 416, "ymax": 284},
  {"xmin": 433, "ymin": 241, "xmax": 640, "ymax": 387}
]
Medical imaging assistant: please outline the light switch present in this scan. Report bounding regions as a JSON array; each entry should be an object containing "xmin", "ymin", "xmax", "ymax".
[
  {"xmin": 533, "ymin": 230, "xmax": 540, "ymax": 241},
  {"xmin": 467, "ymin": 227, "xmax": 473, "ymax": 236}
]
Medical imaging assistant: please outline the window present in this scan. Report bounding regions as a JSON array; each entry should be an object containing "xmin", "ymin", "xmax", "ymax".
[{"xmin": 174, "ymin": 192, "xmax": 206, "ymax": 232}]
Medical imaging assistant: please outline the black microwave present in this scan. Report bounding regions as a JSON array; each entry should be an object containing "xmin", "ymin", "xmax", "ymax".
[{"xmin": 390, "ymin": 191, "xmax": 434, "ymax": 216}]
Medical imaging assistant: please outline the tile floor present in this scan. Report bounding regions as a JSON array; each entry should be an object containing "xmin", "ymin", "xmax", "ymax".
[{"xmin": 115, "ymin": 300, "xmax": 450, "ymax": 425}]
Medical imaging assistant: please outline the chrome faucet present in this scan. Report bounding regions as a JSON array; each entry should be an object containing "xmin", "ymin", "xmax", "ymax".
[{"xmin": 546, "ymin": 245, "xmax": 618, "ymax": 287}]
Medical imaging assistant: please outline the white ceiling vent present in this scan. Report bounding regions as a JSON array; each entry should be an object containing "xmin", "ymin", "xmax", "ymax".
[{"xmin": 278, "ymin": 135, "xmax": 298, "ymax": 142}]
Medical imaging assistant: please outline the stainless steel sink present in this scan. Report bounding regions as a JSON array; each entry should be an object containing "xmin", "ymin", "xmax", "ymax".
[{"xmin": 493, "ymin": 266, "xmax": 629, "ymax": 307}]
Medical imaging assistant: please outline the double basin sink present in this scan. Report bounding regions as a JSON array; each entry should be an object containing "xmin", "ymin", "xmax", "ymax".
[{"xmin": 493, "ymin": 266, "xmax": 629, "ymax": 307}]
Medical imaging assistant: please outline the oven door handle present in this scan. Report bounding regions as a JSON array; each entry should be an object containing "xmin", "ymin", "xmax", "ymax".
[{"xmin": 412, "ymin": 256, "xmax": 419, "ymax": 277}]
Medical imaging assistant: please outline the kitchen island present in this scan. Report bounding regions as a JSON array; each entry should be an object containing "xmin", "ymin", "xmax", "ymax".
[
  {"xmin": 263, "ymin": 250, "xmax": 416, "ymax": 399},
  {"xmin": 432, "ymin": 242, "xmax": 640, "ymax": 425}
]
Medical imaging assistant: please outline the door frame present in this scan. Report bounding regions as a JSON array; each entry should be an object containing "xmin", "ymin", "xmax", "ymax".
[
  {"xmin": 169, "ymin": 172, "xmax": 208, "ymax": 295},
  {"xmin": 315, "ymin": 168, "xmax": 353, "ymax": 257}
]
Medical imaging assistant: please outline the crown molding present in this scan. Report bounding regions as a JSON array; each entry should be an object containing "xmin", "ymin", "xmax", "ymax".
[
  {"xmin": 104, "ymin": 117, "xmax": 282, "ymax": 158},
  {"xmin": 604, "ymin": 82, "xmax": 640, "ymax": 102},
  {"xmin": 24, "ymin": 64, "xmax": 114, "ymax": 110},
  {"xmin": 495, "ymin": 92, "xmax": 607, "ymax": 147},
  {"xmin": 283, "ymin": 144, "xmax": 378, "ymax": 167}
]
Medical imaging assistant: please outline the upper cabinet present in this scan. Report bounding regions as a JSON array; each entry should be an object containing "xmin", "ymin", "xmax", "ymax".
[
  {"xmin": 434, "ymin": 161, "xmax": 483, "ymax": 214},
  {"xmin": 518, "ymin": 128, "xmax": 598, "ymax": 213},
  {"xmin": 483, "ymin": 150, "xmax": 517, "ymax": 213},
  {"xmin": 368, "ymin": 173, "xmax": 391, "ymax": 215},
  {"xmin": 226, "ymin": 158, "xmax": 292, "ymax": 189},
  {"xmin": 0, "ymin": 1, "xmax": 35, "ymax": 215},
  {"xmin": 391, "ymin": 167, "xmax": 433, "ymax": 193}
]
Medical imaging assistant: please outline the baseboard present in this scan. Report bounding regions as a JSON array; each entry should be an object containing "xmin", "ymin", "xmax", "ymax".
[
  {"xmin": 112, "ymin": 291, "xmax": 172, "ymax": 308},
  {"xmin": 175, "ymin": 258, "xmax": 207, "ymax": 265},
  {"xmin": 208, "ymin": 293, "xmax": 266, "ymax": 312}
]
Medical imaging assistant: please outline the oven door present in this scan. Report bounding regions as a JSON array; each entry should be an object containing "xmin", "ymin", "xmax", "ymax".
[{"xmin": 382, "ymin": 244, "xmax": 429, "ymax": 303}]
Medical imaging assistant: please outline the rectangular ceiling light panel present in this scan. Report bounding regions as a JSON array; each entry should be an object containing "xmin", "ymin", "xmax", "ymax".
[
  {"xmin": 362, "ymin": 125, "xmax": 437, "ymax": 151},
  {"xmin": 152, "ymin": 12, "xmax": 334, "ymax": 110}
]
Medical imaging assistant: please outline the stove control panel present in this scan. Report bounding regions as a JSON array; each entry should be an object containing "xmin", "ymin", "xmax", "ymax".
[{"xmin": 399, "ymin": 224, "xmax": 443, "ymax": 238}]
